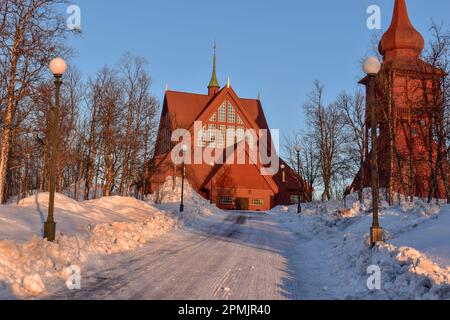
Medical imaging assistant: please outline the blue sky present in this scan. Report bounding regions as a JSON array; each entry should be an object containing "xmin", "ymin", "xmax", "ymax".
[{"xmin": 67, "ymin": 0, "xmax": 450, "ymax": 137}]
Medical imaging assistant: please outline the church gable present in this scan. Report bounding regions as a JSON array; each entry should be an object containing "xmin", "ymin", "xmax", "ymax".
[{"xmin": 194, "ymin": 92, "xmax": 258, "ymax": 149}]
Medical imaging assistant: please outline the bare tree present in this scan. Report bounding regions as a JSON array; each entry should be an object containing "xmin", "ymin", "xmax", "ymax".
[
  {"xmin": 0, "ymin": 0, "xmax": 71, "ymax": 203},
  {"xmin": 423, "ymin": 21, "xmax": 450, "ymax": 203},
  {"xmin": 304, "ymin": 81, "xmax": 350, "ymax": 201},
  {"xmin": 117, "ymin": 53, "xmax": 158, "ymax": 196},
  {"xmin": 79, "ymin": 55, "xmax": 159, "ymax": 200},
  {"xmin": 337, "ymin": 90, "xmax": 367, "ymax": 201},
  {"xmin": 283, "ymin": 132, "xmax": 320, "ymax": 198}
]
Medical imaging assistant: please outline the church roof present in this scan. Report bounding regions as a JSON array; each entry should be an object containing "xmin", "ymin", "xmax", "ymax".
[{"xmin": 164, "ymin": 89, "xmax": 269, "ymax": 130}]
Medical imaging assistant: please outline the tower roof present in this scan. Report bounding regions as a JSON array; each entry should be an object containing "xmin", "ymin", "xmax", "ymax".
[
  {"xmin": 379, "ymin": 0, "xmax": 425, "ymax": 61},
  {"xmin": 208, "ymin": 44, "xmax": 220, "ymax": 88}
]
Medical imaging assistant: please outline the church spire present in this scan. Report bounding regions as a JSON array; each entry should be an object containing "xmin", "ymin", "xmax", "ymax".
[
  {"xmin": 379, "ymin": 0, "xmax": 425, "ymax": 61},
  {"xmin": 208, "ymin": 43, "xmax": 220, "ymax": 96}
]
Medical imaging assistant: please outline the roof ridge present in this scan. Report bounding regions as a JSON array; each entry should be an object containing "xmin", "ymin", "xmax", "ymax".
[{"xmin": 166, "ymin": 90, "xmax": 210, "ymax": 97}]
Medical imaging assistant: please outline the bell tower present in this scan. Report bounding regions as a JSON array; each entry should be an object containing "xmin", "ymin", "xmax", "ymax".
[{"xmin": 353, "ymin": 0, "xmax": 447, "ymax": 199}]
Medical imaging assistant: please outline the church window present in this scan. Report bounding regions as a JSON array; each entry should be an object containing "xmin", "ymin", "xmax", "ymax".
[
  {"xmin": 208, "ymin": 124, "xmax": 216, "ymax": 147},
  {"xmin": 228, "ymin": 102, "xmax": 236, "ymax": 123},
  {"xmin": 198, "ymin": 126, "xmax": 207, "ymax": 148},
  {"xmin": 251, "ymin": 199, "xmax": 264, "ymax": 206},
  {"xmin": 219, "ymin": 103, "xmax": 227, "ymax": 122},
  {"xmin": 217, "ymin": 125, "xmax": 226, "ymax": 148},
  {"xmin": 237, "ymin": 127, "xmax": 245, "ymax": 142},
  {"xmin": 246, "ymin": 132, "xmax": 255, "ymax": 148},
  {"xmin": 205, "ymin": 101, "xmax": 249, "ymax": 150},
  {"xmin": 227, "ymin": 127, "xmax": 235, "ymax": 147},
  {"xmin": 220, "ymin": 197, "xmax": 233, "ymax": 205},
  {"xmin": 291, "ymin": 195, "xmax": 302, "ymax": 204}
]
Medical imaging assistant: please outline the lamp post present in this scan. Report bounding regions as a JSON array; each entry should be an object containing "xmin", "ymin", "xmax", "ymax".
[
  {"xmin": 180, "ymin": 145, "xmax": 188, "ymax": 213},
  {"xmin": 363, "ymin": 56, "xmax": 383, "ymax": 246},
  {"xmin": 209, "ymin": 162, "xmax": 215, "ymax": 204},
  {"xmin": 45, "ymin": 58, "xmax": 67, "ymax": 242},
  {"xmin": 281, "ymin": 164, "xmax": 286, "ymax": 183},
  {"xmin": 294, "ymin": 144, "xmax": 302, "ymax": 214}
]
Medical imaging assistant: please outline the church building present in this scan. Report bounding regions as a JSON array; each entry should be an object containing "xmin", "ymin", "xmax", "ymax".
[
  {"xmin": 148, "ymin": 47, "xmax": 312, "ymax": 211},
  {"xmin": 352, "ymin": 0, "xmax": 449, "ymax": 200}
]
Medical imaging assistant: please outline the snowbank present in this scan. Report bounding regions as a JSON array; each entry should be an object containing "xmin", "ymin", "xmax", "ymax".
[
  {"xmin": 0, "ymin": 193, "xmax": 179, "ymax": 298},
  {"xmin": 0, "ymin": 178, "xmax": 217, "ymax": 299},
  {"xmin": 270, "ymin": 193, "xmax": 450, "ymax": 300},
  {"xmin": 149, "ymin": 177, "xmax": 219, "ymax": 226}
]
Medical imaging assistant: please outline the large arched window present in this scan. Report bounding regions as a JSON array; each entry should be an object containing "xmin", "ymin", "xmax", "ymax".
[{"xmin": 198, "ymin": 101, "xmax": 250, "ymax": 149}]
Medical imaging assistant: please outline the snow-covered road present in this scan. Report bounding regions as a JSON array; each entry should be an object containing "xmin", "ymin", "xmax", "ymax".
[
  {"xmin": 3, "ymin": 187, "xmax": 449, "ymax": 300},
  {"xmin": 45, "ymin": 211, "xmax": 307, "ymax": 300}
]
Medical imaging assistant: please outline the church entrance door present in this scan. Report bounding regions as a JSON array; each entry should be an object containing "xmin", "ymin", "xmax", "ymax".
[{"xmin": 236, "ymin": 198, "xmax": 249, "ymax": 211}]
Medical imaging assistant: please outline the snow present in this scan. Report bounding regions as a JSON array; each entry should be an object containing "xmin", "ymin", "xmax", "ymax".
[
  {"xmin": 392, "ymin": 211, "xmax": 450, "ymax": 267},
  {"xmin": 46, "ymin": 210, "xmax": 303, "ymax": 300},
  {"xmin": 148, "ymin": 176, "xmax": 219, "ymax": 225},
  {"xmin": 0, "ymin": 193, "xmax": 163, "ymax": 243},
  {"xmin": 269, "ymin": 191, "xmax": 450, "ymax": 299},
  {"xmin": 0, "ymin": 178, "xmax": 209, "ymax": 299},
  {"xmin": 1, "ymin": 177, "xmax": 450, "ymax": 300}
]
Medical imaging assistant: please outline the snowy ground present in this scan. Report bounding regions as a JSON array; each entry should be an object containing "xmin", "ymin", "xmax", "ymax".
[
  {"xmin": 269, "ymin": 191, "xmax": 450, "ymax": 299},
  {"xmin": 45, "ymin": 210, "xmax": 302, "ymax": 300},
  {"xmin": 1, "ymin": 179, "xmax": 449, "ymax": 300},
  {"xmin": 0, "ymin": 191, "xmax": 180, "ymax": 298}
]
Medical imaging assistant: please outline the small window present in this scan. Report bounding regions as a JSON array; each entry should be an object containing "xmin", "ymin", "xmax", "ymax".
[
  {"xmin": 291, "ymin": 195, "xmax": 301, "ymax": 204},
  {"xmin": 228, "ymin": 103, "xmax": 236, "ymax": 123},
  {"xmin": 227, "ymin": 127, "xmax": 235, "ymax": 147},
  {"xmin": 251, "ymin": 199, "xmax": 264, "ymax": 206},
  {"xmin": 208, "ymin": 124, "xmax": 216, "ymax": 147},
  {"xmin": 220, "ymin": 197, "xmax": 233, "ymax": 205},
  {"xmin": 210, "ymin": 113, "xmax": 217, "ymax": 122},
  {"xmin": 246, "ymin": 132, "xmax": 255, "ymax": 148},
  {"xmin": 218, "ymin": 103, "xmax": 227, "ymax": 122},
  {"xmin": 236, "ymin": 127, "xmax": 245, "ymax": 142},
  {"xmin": 217, "ymin": 125, "xmax": 226, "ymax": 148},
  {"xmin": 198, "ymin": 126, "xmax": 207, "ymax": 147},
  {"xmin": 237, "ymin": 115, "xmax": 244, "ymax": 125}
]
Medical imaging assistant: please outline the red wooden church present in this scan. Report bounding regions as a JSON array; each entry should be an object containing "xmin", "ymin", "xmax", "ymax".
[
  {"xmin": 148, "ymin": 47, "xmax": 312, "ymax": 211},
  {"xmin": 352, "ymin": 0, "xmax": 449, "ymax": 199}
]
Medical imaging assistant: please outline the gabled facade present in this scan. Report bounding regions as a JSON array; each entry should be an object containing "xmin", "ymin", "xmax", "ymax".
[
  {"xmin": 148, "ymin": 49, "xmax": 312, "ymax": 211},
  {"xmin": 352, "ymin": 0, "xmax": 449, "ymax": 199}
]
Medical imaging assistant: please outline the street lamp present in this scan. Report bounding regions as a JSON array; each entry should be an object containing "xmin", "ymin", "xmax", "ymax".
[
  {"xmin": 363, "ymin": 56, "xmax": 383, "ymax": 246},
  {"xmin": 281, "ymin": 164, "xmax": 286, "ymax": 183},
  {"xmin": 45, "ymin": 57, "xmax": 67, "ymax": 242},
  {"xmin": 209, "ymin": 162, "xmax": 215, "ymax": 204},
  {"xmin": 180, "ymin": 144, "xmax": 188, "ymax": 213},
  {"xmin": 294, "ymin": 144, "xmax": 302, "ymax": 214}
]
